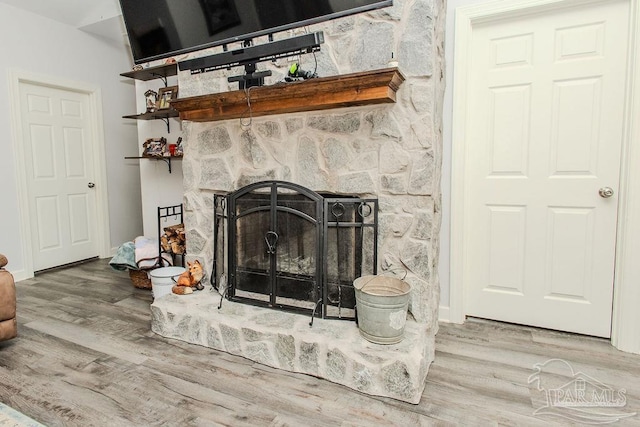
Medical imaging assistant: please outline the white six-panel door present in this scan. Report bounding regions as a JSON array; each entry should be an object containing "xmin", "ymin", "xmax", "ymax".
[
  {"xmin": 19, "ymin": 82, "xmax": 99, "ymax": 271},
  {"xmin": 463, "ymin": 0, "xmax": 628, "ymax": 337}
]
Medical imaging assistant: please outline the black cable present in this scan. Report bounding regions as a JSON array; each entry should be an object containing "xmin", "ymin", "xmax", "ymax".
[{"xmin": 240, "ymin": 85, "xmax": 258, "ymax": 129}]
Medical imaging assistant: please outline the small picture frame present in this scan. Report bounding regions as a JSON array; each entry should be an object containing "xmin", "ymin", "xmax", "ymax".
[{"xmin": 157, "ymin": 86, "xmax": 178, "ymax": 110}]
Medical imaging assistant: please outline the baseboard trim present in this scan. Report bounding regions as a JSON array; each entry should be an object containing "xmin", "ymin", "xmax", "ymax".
[
  {"xmin": 438, "ymin": 305, "xmax": 451, "ymax": 323},
  {"xmin": 10, "ymin": 269, "xmax": 32, "ymax": 283}
]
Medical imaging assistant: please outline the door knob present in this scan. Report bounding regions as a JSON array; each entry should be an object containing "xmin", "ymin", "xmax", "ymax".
[
  {"xmin": 599, "ymin": 187, "xmax": 614, "ymax": 198},
  {"xmin": 88, "ymin": 182, "xmax": 95, "ymax": 188}
]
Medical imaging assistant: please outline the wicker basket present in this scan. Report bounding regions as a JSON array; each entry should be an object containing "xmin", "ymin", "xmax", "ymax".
[{"xmin": 129, "ymin": 269, "xmax": 152, "ymax": 289}]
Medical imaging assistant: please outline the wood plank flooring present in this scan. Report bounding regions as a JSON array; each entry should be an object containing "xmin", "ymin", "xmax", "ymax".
[{"xmin": 1, "ymin": 259, "xmax": 639, "ymax": 426}]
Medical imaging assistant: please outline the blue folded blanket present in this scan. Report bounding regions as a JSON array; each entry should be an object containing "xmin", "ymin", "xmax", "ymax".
[{"xmin": 109, "ymin": 241, "xmax": 136, "ymax": 271}]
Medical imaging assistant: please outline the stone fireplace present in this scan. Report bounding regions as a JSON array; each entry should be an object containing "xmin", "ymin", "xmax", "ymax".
[{"xmin": 151, "ymin": 0, "xmax": 445, "ymax": 404}]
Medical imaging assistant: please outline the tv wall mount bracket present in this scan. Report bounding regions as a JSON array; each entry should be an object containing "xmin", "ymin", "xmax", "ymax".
[{"xmin": 179, "ymin": 32, "xmax": 324, "ymax": 89}]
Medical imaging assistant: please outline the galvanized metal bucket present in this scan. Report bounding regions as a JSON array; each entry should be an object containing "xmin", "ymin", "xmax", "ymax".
[{"xmin": 354, "ymin": 274, "xmax": 411, "ymax": 344}]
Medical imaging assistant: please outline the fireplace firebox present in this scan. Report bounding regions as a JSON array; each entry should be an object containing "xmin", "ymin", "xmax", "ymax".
[{"xmin": 212, "ymin": 181, "xmax": 378, "ymax": 322}]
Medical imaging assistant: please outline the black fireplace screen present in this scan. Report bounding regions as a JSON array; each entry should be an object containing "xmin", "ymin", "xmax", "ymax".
[{"xmin": 212, "ymin": 181, "xmax": 377, "ymax": 321}]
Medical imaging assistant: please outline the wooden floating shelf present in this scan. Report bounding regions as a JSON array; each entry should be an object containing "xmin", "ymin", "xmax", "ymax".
[
  {"xmin": 120, "ymin": 63, "xmax": 178, "ymax": 81},
  {"xmin": 171, "ymin": 68, "xmax": 404, "ymax": 123},
  {"xmin": 124, "ymin": 156, "xmax": 183, "ymax": 173},
  {"xmin": 122, "ymin": 109, "xmax": 179, "ymax": 120}
]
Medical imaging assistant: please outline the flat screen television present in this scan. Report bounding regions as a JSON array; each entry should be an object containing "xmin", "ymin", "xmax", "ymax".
[{"xmin": 119, "ymin": 0, "xmax": 393, "ymax": 65}]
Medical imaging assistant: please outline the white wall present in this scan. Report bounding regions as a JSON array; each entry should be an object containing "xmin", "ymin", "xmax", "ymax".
[
  {"xmin": 128, "ymin": 74, "xmax": 183, "ymax": 239},
  {"xmin": 439, "ymin": 0, "xmax": 496, "ymax": 314},
  {"xmin": 0, "ymin": 3, "xmax": 143, "ymax": 276}
]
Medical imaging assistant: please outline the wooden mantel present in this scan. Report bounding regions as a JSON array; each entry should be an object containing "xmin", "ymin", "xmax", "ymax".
[{"xmin": 171, "ymin": 68, "xmax": 404, "ymax": 122}]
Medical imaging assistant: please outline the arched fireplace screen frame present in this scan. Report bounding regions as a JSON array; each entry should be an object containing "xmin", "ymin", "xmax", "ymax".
[{"xmin": 213, "ymin": 181, "xmax": 378, "ymax": 322}]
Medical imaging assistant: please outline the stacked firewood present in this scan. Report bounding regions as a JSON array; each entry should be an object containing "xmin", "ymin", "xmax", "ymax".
[{"xmin": 161, "ymin": 223, "xmax": 185, "ymax": 254}]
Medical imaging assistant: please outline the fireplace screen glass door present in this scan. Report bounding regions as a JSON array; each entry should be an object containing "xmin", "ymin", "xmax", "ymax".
[
  {"xmin": 215, "ymin": 180, "xmax": 378, "ymax": 320},
  {"xmin": 231, "ymin": 182, "xmax": 322, "ymax": 313}
]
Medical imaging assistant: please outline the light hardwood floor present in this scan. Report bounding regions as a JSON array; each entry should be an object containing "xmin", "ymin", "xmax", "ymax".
[{"xmin": 1, "ymin": 259, "xmax": 639, "ymax": 426}]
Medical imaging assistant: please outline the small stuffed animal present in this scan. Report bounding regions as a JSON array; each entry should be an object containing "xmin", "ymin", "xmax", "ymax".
[{"xmin": 172, "ymin": 260, "xmax": 204, "ymax": 295}]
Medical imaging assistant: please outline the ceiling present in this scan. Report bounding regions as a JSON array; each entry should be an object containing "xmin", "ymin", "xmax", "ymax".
[{"xmin": 0, "ymin": 0, "xmax": 126, "ymax": 42}]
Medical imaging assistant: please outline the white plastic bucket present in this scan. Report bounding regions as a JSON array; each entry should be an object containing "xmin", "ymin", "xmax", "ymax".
[{"xmin": 149, "ymin": 266, "xmax": 186, "ymax": 299}]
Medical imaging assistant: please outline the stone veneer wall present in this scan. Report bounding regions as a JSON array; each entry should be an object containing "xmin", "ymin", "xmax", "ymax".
[{"xmin": 177, "ymin": 0, "xmax": 445, "ymax": 332}]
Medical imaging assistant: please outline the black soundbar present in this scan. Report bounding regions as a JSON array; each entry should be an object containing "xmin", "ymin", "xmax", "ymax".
[{"xmin": 179, "ymin": 32, "xmax": 325, "ymax": 74}]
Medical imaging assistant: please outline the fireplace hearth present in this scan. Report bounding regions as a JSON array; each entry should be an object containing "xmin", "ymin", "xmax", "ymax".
[
  {"xmin": 151, "ymin": 182, "xmax": 433, "ymax": 404},
  {"xmin": 212, "ymin": 181, "xmax": 378, "ymax": 322}
]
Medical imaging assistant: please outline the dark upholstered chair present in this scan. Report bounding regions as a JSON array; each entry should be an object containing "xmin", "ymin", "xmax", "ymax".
[{"xmin": 0, "ymin": 254, "xmax": 17, "ymax": 342}]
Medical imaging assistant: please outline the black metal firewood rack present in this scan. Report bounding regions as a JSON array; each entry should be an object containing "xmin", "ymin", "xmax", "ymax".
[{"xmin": 157, "ymin": 204, "xmax": 185, "ymax": 267}]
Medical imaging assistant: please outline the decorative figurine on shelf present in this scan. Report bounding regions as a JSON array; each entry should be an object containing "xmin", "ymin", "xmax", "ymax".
[
  {"xmin": 174, "ymin": 137, "xmax": 183, "ymax": 157},
  {"xmin": 144, "ymin": 89, "xmax": 158, "ymax": 113},
  {"xmin": 142, "ymin": 137, "xmax": 167, "ymax": 156},
  {"xmin": 161, "ymin": 139, "xmax": 170, "ymax": 156}
]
